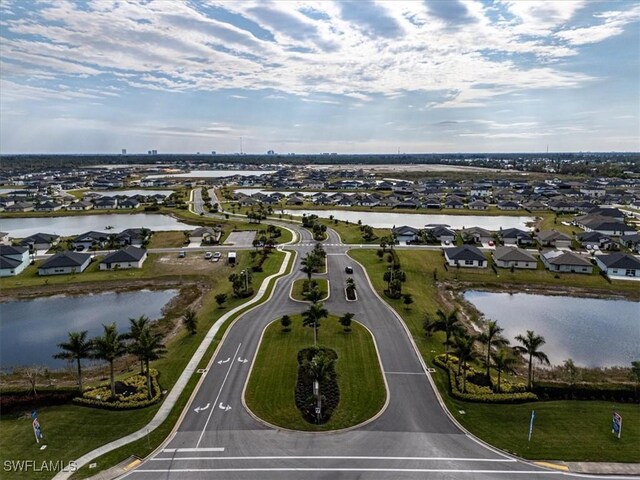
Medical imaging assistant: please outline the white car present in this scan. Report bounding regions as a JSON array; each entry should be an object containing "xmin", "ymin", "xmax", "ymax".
[
  {"xmin": 204, "ymin": 252, "xmax": 213, "ymax": 259},
  {"xmin": 213, "ymin": 252, "xmax": 222, "ymax": 258}
]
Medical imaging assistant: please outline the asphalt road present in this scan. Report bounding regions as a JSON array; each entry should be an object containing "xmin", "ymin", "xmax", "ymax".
[{"xmin": 122, "ymin": 192, "xmax": 623, "ymax": 480}]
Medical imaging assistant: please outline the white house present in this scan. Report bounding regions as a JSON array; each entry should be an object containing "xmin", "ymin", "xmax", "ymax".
[
  {"xmin": 444, "ymin": 245, "xmax": 487, "ymax": 268},
  {"xmin": 492, "ymin": 246, "xmax": 538, "ymax": 269},
  {"xmin": 0, "ymin": 245, "xmax": 30, "ymax": 277},
  {"xmin": 100, "ymin": 246, "xmax": 147, "ymax": 270},
  {"xmin": 189, "ymin": 227, "xmax": 222, "ymax": 245},
  {"xmin": 595, "ymin": 253, "xmax": 640, "ymax": 278},
  {"xmin": 393, "ymin": 225, "xmax": 420, "ymax": 244},
  {"xmin": 38, "ymin": 251, "xmax": 91, "ymax": 276},
  {"xmin": 540, "ymin": 250, "xmax": 593, "ymax": 274}
]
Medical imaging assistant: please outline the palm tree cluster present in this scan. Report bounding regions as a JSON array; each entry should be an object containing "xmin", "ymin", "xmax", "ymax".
[
  {"xmin": 300, "ymin": 246, "xmax": 325, "ymax": 281},
  {"xmin": 430, "ymin": 309, "xmax": 549, "ymax": 393},
  {"xmin": 53, "ymin": 315, "xmax": 166, "ymax": 401}
]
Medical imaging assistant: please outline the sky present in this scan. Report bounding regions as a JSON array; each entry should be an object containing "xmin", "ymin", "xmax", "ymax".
[{"xmin": 1, "ymin": 0, "xmax": 639, "ymax": 154}]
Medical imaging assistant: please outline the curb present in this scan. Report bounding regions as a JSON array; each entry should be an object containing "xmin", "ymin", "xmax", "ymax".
[{"xmin": 288, "ymin": 278, "xmax": 331, "ymax": 304}]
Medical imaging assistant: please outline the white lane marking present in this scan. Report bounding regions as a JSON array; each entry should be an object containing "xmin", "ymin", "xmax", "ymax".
[
  {"xmin": 195, "ymin": 342, "xmax": 242, "ymax": 448},
  {"xmin": 193, "ymin": 403, "xmax": 210, "ymax": 413},
  {"xmin": 151, "ymin": 456, "xmax": 516, "ymax": 462},
  {"xmin": 161, "ymin": 448, "xmax": 225, "ymax": 453},
  {"xmin": 218, "ymin": 402, "xmax": 232, "ymax": 411},
  {"xmin": 136, "ymin": 468, "xmax": 557, "ymax": 474},
  {"xmin": 385, "ymin": 371, "xmax": 426, "ymax": 375}
]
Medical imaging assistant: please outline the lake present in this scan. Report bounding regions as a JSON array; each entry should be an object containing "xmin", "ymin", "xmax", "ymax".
[
  {"xmin": 1, "ymin": 213, "xmax": 192, "ymax": 238},
  {"xmin": 146, "ymin": 170, "xmax": 276, "ymax": 179},
  {"xmin": 282, "ymin": 209, "xmax": 535, "ymax": 230},
  {"xmin": 0, "ymin": 289, "xmax": 178, "ymax": 369},
  {"xmin": 464, "ymin": 291, "xmax": 640, "ymax": 368},
  {"xmin": 87, "ymin": 189, "xmax": 174, "ymax": 197}
]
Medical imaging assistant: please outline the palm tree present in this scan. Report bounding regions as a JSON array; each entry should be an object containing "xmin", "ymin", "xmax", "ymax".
[
  {"xmin": 514, "ymin": 330, "xmax": 550, "ymax": 390},
  {"xmin": 306, "ymin": 286, "xmax": 324, "ymax": 304},
  {"xmin": 402, "ymin": 293, "xmax": 414, "ymax": 310},
  {"xmin": 280, "ymin": 314, "xmax": 292, "ymax": 332},
  {"xmin": 300, "ymin": 252, "xmax": 320, "ymax": 281},
  {"xmin": 126, "ymin": 315, "xmax": 150, "ymax": 374},
  {"xmin": 302, "ymin": 302, "xmax": 328, "ymax": 346},
  {"xmin": 491, "ymin": 348, "xmax": 518, "ymax": 393},
  {"xmin": 452, "ymin": 333, "xmax": 477, "ymax": 393},
  {"xmin": 478, "ymin": 320, "xmax": 509, "ymax": 384},
  {"xmin": 339, "ymin": 312, "xmax": 354, "ymax": 332},
  {"xmin": 91, "ymin": 323, "xmax": 127, "ymax": 399},
  {"xmin": 131, "ymin": 327, "xmax": 166, "ymax": 399},
  {"xmin": 53, "ymin": 330, "xmax": 92, "ymax": 393},
  {"xmin": 433, "ymin": 308, "xmax": 462, "ymax": 362},
  {"xmin": 345, "ymin": 277, "xmax": 356, "ymax": 292},
  {"xmin": 183, "ymin": 308, "xmax": 198, "ymax": 335}
]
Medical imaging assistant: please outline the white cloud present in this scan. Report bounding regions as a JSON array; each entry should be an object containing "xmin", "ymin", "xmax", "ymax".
[{"xmin": 555, "ymin": 5, "xmax": 640, "ymax": 45}]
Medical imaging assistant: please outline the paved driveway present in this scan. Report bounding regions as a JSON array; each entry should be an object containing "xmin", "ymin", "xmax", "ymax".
[{"xmin": 224, "ymin": 230, "xmax": 256, "ymax": 247}]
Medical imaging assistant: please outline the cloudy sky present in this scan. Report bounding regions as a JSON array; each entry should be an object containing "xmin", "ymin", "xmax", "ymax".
[{"xmin": 1, "ymin": 0, "xmax": 639, "ymax": 154}]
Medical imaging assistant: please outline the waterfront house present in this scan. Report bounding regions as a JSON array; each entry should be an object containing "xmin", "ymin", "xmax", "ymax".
[
  {"xmin": 461, "ymin": 226, "xmax": 493, "ymax": 245},
  {"xmin": 497, "ymin": 201, "xmax": 521, "ymax": 211},
  {"xmin": 393, "ymin": 225, "xmax": 420, "ymax": 244},
  {"xmin": 0, "ymin": 245, "xmax": 30, "ymax": 277},
  {"xmin": 73, "ymin": 231, "xmax": 110, "ymax": 251},
  {"xmin": 468, "ymin": 200, "xmax": 489, "ymax": 210},
  {"xmin": 19, "ymin": 233, "xmax": 60, "ymax": 251},
  {"xmin": 100, "ymin": 246, "xmax": 147, "ymax": 270},
  {"xmin": 492, "ymin": 246, "xmax": 538, "ymax": 269},
  {"xmin": 118, "ymin": 198, "xmax": 141, "ymax": 209},
  {"xmin": 595, "ymin": 252, "xmax": 640, "ymax": 278},
  {"xmin": 38, "ymin": 251, "xmax": 91, "ymax": 275},
  {"xmin": 444, "ymin": 245, "xmax": 487, "ymax": 268},
  {"xmin": 189, "ymin": 226, "xmax": 221, "ymax": 245},
  {"xmin": 93, "ymin": 197, "xmax": 118, "ymax": 209},
  {"xmin": 500, "ymin": 228, "xmax": 535, "ymax": 247},
  {"xmin": 67, "ymin": 200, "xmax": 94, "ymax": 211},
  {"xmin": 425, "ymin": 225, "xmax": 456, "ymax": 243},
  {"xmin": 116, "ymin": 228, "xmax": 151, "ymax": 247},
  {"xmin": 540, "ymin": 250, "xmax": 593, "ymax": 274},
  {"xmin": 536, "ymin": 230, "xmax": 573, "ymax": 249},
  {"xmin": 34, "ymin": 201, "xmax": 63, "ymax": 212},
  {"xmin": 5, "ymin": 201, "xmax": 34, "ymax": 212},
  {"xmin": 445, "ymin": 198, "xmax": 465, "ymax": 209}
]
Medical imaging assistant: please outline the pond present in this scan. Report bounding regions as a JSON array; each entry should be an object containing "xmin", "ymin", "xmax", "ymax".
[
  {"xmin": 281, "ymin": 209, "xmax": 535, "ymax": 230},
  {"xmin": 464, "ymin": 291, "xmax": 640, "ymax": 368},
  {"xmin": 0, "ymin": 289, "xmax": 178, "ymax": 370},
  {"xmin": 1, "ymin": 213, "xmax": 192, "ymax": 238},
  {"xmin": 87, "ymin": 189, "xmax": 174, "ymax": 197},
  {"xmin": 146, "ymin": 170, "xmax": 276, "ymax": 179}
]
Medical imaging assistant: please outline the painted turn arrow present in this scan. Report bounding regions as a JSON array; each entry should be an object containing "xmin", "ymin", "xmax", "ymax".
[
  {"xmin": 218, "ymin": 402, "xmax": 232, "ymax": 412},
  {"xmin": 237, "ymin": 357, "xmax": 248, "ymax": 363},
  {"xmin": 217, "ymin": 357, "xmax": 231, "ymax": 365},
  {"xmin": 193, "ymin": 403, "xmax": 210, "ymax": 413}
]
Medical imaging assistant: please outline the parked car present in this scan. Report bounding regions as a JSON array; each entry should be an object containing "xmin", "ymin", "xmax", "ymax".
[
  {"xmin": 204, "ymin": 252, "xmax": 213, "ymax": 259},
  {"xmin": 345, "ymin": 266, "xmax": 353, "ymax": 274},
  {"xmin": 213, "ymin": 252, "xmax": 222, "ymax": 258},
  {"xmin": 178, "ymin": 250, "xmax": 185, "ymax": 258}
]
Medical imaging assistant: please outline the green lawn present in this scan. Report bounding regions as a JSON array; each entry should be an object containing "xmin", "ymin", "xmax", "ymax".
[
  {"xmin": 348, "ymin": 248, "xmax": 640, "ymax": 462},
  {"xmin": 0, "ymin": 251, "xmax": 288, "ymax": 480},
  {"xmin": 147, "ymin": 231, "xmax": 186, "ymax": 248},
  {"xmin": 245, "ymin": 316, "xmax": 386, "ymax": 431},
  {"xmin": 290, "ymin": 278, "xmax": 329, "ymax": 302},
  {"xmin": 320, "ymin": 220, "xmax": 389, "ymax": 244}
]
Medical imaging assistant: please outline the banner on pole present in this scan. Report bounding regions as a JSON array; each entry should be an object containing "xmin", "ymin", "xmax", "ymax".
[
  {"xmin": 612, "ymin": 412, "xmax": 622, "ymax": 439},
  {"xmin": 31, "ymin": 410, "xmax": 43, "ymax": 443},
  {"xmin": 528, "ymin": 410, "xmax": 535, "ymax": 442}
]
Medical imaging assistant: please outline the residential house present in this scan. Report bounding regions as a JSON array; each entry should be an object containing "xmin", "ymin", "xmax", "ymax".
[
  {"xmin": 72, "ymin": 231, "xmax": 110, "ymax": 251},
  {"xmin": 393, "ymin": 225, "xmax": 420, "ymax": 244},
  {"xmin": 595, "ymin": 252, "xmax": 640, "ymax": 278},
  {"xmin": 461, "ymin": 226, "xmax": 493, "ymax": 245},
  {"xmin": 118, "ymin": 198, "xmax": 140, "ymax": 209},
  {"xmin": 422, "ymin": 197, "xmax": 442, "ymax": 209},
  {"xmin": 536, "ymin": 230, "xmax": 573, "ymax": 249},
  {"xmin": 189, "ymin": 226, "xmax": 222, "ymax": 245},
  {"xmin": 548, "ymin": 200, "xmax": 577, "ymax": 213},
  {"xmin": 444, "ymin": 245, "xmax": 487, "ymax": 268},
  {"xmin": 285, "ymin": 195, "xmax": 305, "ymax": 206},
  {"xmin": 19, "ymin": 233, "xmax": 60, "ymax": 251},
  {"xmin": 395, "ymin": 197, "xmax": 420, "ymax": 209},
  {"xmin": 38, "ymin": 251, "xmax": 91, "ymax": 276},
  {"xmin": 93, "ymin": 197, "xmax": 118, "ymax": 209},
  {"xmin": 67, "ymin": 200, "xmax": 94, "ymax": 211},
  {"xmin": 577, "ymin": 231, "xmax": 611, "ymax": 250},
  {"xmin": 575, "ymin": 215, "xmax": 636, "ymax": 237},
  {"xmin": 619, "ymin": 233, "xmax": 640, "ymax": 253},
  {"xmin": 100, "ymin": 246, "xmax": 147, "ymax": 270},
  {"xmin": 497, "ymin": 201, "xmax": 520, "ymax": 211},
  {"xmin": 116, "ymin": 228, "xmax": 151, "ymax": 247},
  {"xmin": 424, "ymin": 225, "xmax": 456, "ymax": 244},
  {"xmin": 540, "ymin": 250, "xmax": 593, "ymax": 274},
  {"xmin": 444, "ymin": 198, "xmax": 465, "ymax": 209},
  {"xmin": 468, "ymin": 200, "xmax": 489, "ymax": 210},
  {"xmin": 492, "ymin": 246, "xmax": 538, "ymax": 269},
  {"xmin": 0, "ymin": 245, "xmax": 30, "ymax": 277},
  {"xmin": 523, "ymin": 200, "xmax": 548, "ymax": 211},
  {"xmin": 34, "ymin": 201, "xmax": 63, "ymax": 212},
  {"xmin": 500, "ymin": 228, "xmax": 535, "ymax": 247},
  {"xmin": 5, "ymin": 202, "xmax": 34, "ymax": 212}
]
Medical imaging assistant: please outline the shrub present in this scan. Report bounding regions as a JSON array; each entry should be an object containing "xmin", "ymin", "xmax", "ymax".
[
  {"xmin": 73, "ymin": 369, "xmax": 163, "ymax": 410},
  {"xmin": 533, "ymin": 381, "xmax": 639, "ymax": 403},
  {"xmin": 0, "ymin": 387, "xmax": 77, "ymax": 415},
  {"xmin": 295, "ymin": 347, "xmax": 339, "ymax": 424}
]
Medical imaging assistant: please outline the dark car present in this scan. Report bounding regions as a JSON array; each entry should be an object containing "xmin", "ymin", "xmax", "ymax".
[{"xmin": 345, "ymin": 266, "xmax": 353, "ymax": 274}]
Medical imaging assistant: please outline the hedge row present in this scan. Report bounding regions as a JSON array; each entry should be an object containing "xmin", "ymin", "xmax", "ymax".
[
  {"xmin": 533, "ymin": 381, "xmax": 639, "ymax": 403},
  {"xmin": 1, "ymin": 388, "xmax": 78, "ymax": 414},
  {"xmin": 434, "ymin": 355, "xmax": 538, "ymax": 404}
]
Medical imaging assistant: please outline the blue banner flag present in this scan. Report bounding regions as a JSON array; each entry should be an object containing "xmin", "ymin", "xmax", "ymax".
[
  {"xmin": 31, "ymin": 410, "xmax": 43, "ymax": 443},
  {"xmin": 528, "ymin": 410, "xmax": 535, "ymax": 442},
  {"xmin": 612, "ymin": 412, "xmax": 622, "ymax": 439}
]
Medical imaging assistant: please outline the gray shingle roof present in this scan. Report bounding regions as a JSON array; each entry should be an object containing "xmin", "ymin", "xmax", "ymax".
[
  {"xmin": 597, "ymin": 253, "xmax": 640, "ymax": 269},
  {"xmin": 40, "ymin": 251, "xmax": 91, "ymax": 269},
  {"xmin": 101, "ymin": 246, "xmax": 146, "ymax": 264}
]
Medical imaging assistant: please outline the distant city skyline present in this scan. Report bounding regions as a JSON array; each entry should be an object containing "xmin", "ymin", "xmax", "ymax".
[{"xmin": 1, "ymin": 0, "xmax": 639, "ymax": 154}]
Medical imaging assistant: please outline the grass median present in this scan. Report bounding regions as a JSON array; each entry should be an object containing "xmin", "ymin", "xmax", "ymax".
[
  {"xmin": 348, "ymin": 248, "xmax": 640, "ymax": 463},
  {"xmin": 245, "ymin": 316, "xmax": 386, "ymax": 431},
  {"xmin": 290, "ymin": 278, "xmax": 329, "ymax": 302}
]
